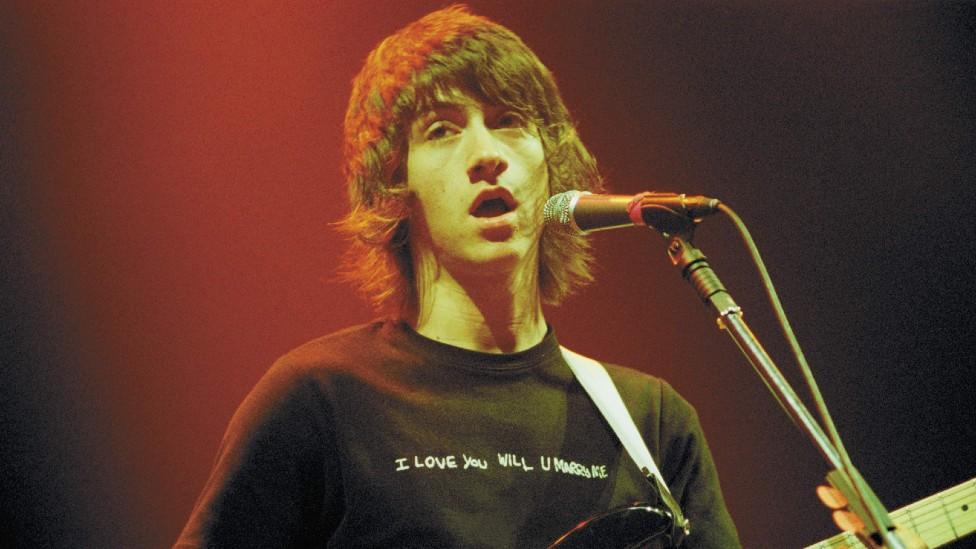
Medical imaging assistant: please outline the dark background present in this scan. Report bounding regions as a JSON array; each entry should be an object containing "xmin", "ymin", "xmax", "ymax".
[{"xmin": 2, "ymin": 2, "xmax": 974, "ymax": 547}]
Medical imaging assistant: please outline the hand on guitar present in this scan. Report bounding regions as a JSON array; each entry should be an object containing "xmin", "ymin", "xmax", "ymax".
[{"xmin": 816, "ymin": 485, "xmax": 928, "ymax": 549}]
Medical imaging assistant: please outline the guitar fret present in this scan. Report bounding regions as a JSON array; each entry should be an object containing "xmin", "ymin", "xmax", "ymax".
[
  {"xmin": 939, "ymin": 494, "xmax": 958, "ymax": 538},
  {"xmin": 916, "ymin": 525, "xmax": 957, "ymax": 547},
  {"xmin": 904, "ymin": 507, "xmax": 919, "ymax": 538}
]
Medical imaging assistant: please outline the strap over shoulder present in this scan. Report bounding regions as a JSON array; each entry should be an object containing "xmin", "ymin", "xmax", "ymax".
[{"xmin": 560, "ymin": 345, "xmax": 690, "ymax": 539}]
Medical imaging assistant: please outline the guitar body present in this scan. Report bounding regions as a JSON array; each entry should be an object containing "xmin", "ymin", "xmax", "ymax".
[{"xmin": 548, "ymin": 503, "xmax": 678, "ymax": 549}]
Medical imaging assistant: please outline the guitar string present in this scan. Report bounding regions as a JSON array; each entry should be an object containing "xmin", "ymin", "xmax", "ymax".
[
  {"xmin": 809, "ymin": 496, "xmax": 973, "ymax": 549},
  {"xmin": 899, "ymin": 480, "xmax": 976, "ymax": 520},
  {"xmin": 896, "ymin": 485, "xmax": 975, "ymax": 541},
  {"xmin": 814, "ymin": 494, "xmax": 975, "ymax": 549},
  {"xmin": 809, "ymin": 479, "xmax": 975, "ymax": 549},
  {"xmin": 813, "ymin": 489, "xmax": 975, "ymax": 548},
  {"xmin": 889, "ymin": 487, "xmax": 976, "ymax": 545}
]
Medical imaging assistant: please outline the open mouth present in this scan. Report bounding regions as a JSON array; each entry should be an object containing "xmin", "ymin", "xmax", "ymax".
[
  {"xmin": 472, "ymin": 198, "xmax": 511, "ymax": 218},
  {"xmin": 470, "ymin": 188, "xmax": 518, "ymax": 218}
]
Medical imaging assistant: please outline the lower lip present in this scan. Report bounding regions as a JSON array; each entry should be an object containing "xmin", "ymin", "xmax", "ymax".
[{"xmin": 473, "ymin": 210, "xmax": 518, "ymax": 238}]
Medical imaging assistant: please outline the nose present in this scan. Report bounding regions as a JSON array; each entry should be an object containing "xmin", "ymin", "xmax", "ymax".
[
  {"xmin": 466, "ymin": 129, "xmax": 508, "ymax": 184},
  {"xmin": 467, "ymin": 152, "xmax": 507, "ymax": 184}
]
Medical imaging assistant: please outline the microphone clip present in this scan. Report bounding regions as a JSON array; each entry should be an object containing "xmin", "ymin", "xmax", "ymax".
[{"xmin": 632, "ymin": 192, "xmax": 716, "ymax": 237}]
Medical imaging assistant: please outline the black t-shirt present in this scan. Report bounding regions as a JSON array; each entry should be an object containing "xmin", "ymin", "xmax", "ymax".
[{"xmin": 175, "ymin": 320, "xmax": 740, "ymax": 548}]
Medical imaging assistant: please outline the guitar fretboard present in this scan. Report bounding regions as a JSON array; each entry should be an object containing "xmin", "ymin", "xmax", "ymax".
[{"xmin": 805, "ymin": 477, "xmax": 976, "ymax": 549}]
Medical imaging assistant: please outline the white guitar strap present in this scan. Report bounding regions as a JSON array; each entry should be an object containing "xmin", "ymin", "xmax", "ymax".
[
  {"xmin": 560, "ymin": 346, "xmax": 691, "ymax": 541},
  {"xmin": 562, "ymin": 345, "xmax": 687, "ymax": 495}
]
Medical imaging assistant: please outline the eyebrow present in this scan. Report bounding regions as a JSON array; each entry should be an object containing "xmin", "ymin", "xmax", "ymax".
[
  {"xmin": 411, "ymin": 101, "xmax": 469, "ymax": 131},
  {"xmin": 419, "ymin": 100, "xmax": 472, "ymax": 116}
]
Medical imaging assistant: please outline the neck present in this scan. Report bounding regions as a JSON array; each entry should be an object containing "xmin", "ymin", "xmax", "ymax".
[{"xmin": 408, "ymin": 259, "xmax": 547, "ymax": 354}]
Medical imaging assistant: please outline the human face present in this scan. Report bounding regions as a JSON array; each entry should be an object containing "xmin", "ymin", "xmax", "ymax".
[{"xmin": 405, "ymin": 93, "xmax": 548, "ymax": 277}]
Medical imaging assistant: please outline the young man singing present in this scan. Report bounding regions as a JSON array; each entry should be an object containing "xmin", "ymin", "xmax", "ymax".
[{"xmin": 176, "ymin": 6, "xmax": 739, "ymax": 548}]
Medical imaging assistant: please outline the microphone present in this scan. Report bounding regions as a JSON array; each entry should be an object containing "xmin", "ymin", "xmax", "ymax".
[{"xmin": 543, "ymin": 190, "xmax": 720, "ymax": 234}]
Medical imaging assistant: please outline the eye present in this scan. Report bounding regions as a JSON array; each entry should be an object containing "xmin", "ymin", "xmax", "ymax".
[
  {"xmin": 496, "ymin": 111, "xmax": 526, "ymax": 129},
  {"xmin": 424, "ymin": 121, "xmax": 458, "ymax": 141}
]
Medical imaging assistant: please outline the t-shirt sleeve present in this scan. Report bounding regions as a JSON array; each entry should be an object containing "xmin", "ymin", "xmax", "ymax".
[
  {"xmin": 174, "ymin": 361, "xmax": 342, "ymax": 548},
  {"xmin": 658, "ymin": 382, "xmax": 741, "ymax": 549}
]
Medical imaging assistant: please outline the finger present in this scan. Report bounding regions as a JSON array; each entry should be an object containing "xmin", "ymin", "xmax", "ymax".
[
  {"xmin": 817, "ymin": 485, "xmax": 849, "ymax": 510},
  {"xmin": 832, "ymin": 510, "xmax": 865, "ymax": 533}
]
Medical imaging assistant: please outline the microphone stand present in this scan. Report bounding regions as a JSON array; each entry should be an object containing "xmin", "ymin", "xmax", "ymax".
[{"xmin": 664, "ymin": 232, "xmax": 910, "ymax": 549}]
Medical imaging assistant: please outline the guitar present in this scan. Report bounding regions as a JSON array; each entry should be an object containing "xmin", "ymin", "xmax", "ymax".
[
  {"xmin": 548, "ymin": 502, "xmax": 680, "ymax": 549},
  {"xmin": 550, "ymin": 476, "xmax": 975, "ymax": 548},
  {"xmin": 805, "ymin": 476, "xmax": 976, "ymax": 549}
]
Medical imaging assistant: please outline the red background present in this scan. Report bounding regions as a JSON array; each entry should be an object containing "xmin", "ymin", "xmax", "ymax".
[{"xmin": 3, "ymin": 2, "xmax": 975, "ymax": 547}]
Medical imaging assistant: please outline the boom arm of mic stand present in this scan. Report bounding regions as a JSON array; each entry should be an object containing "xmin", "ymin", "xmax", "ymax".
[{"xmin": 665, "ymin": 234, "xmax": 908, "ymax": 549}]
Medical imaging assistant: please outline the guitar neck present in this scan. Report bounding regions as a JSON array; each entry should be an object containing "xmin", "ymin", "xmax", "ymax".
[{"xmin": 805, "ymin": 476, "xmax": 976, "ymax": 549}]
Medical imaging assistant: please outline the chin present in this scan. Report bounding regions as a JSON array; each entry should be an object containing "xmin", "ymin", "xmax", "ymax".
[
  {"xmin": 446, "ymin": 243, "xmax": 518, "ymax": 271},
  {"xmin": 468, "ymin": 240, "xmax": 540, "ymax": 274}
]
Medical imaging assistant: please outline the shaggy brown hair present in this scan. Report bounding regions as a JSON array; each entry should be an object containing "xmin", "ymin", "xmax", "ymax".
[{"xmin": 336, "ymin": 5, "xmax": 603, "ymax": 313}]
